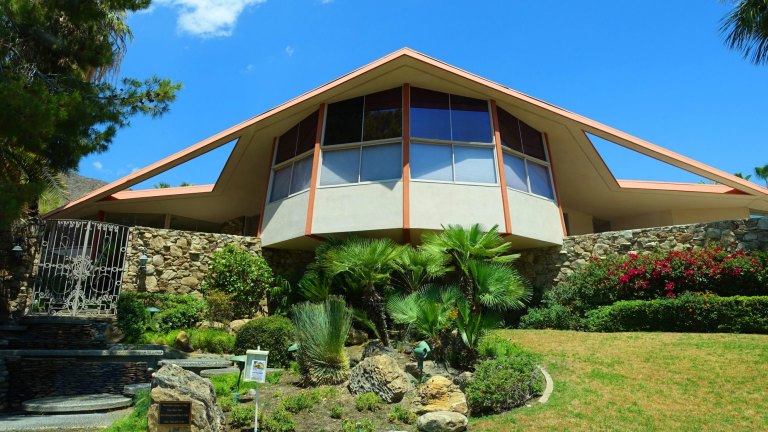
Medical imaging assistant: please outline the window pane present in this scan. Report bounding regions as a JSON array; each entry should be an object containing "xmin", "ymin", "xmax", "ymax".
[
  {"xmin": 290, "ymin": 156, "xmax": 313, "ymax": 194},
  {"xmin": 498, "ymin": 108, "xmax": 523, "ymax": 152},
  {"xmin": 528, "ymin": 161, "xmax": 554, "ymax": 199},
  {"xmin": 270, "ymin": 165, "xmax": 292, "ymax": 201},
  {"xmin": 296, "ymin": 111, "xmax": 319, "ymax": 155},
  {"xmin": 503, "ymin": 153, "xmax": 527, "ymax": 192},
  {"xmin": 450, "ymin": 95, "xmax": 492, "ymax": 143},
  {"xmin": 361, "ymin": 143, "xmax": 401, "ymax": 182},
  {"xmin": 363, "ymin": 88, "xmax": 402, "ymax": 141},
  {"xmin": 275, "ymin": 125, "xmax": 298, "ymax": 164},
  {"xmin": 324, "ymin": 97, "xmax": 364, "ymax": 145},
  {"xmin": 411, "ymin": 143, "xmax": 452, "ymax": 181},
  {"xmin": 410, "ymin": 87, "xmax": 451, "ymax": 141},
  {"xmin": 520, "ymin": 120, "xmax": 546, "ymax": 160},
  {"xmin": 454, "ymin": 145, "xmax": 496, "ymax": 184},
  {"xmin": 320, "ymin": 148, "xmax": 360, "ymax": 185}
]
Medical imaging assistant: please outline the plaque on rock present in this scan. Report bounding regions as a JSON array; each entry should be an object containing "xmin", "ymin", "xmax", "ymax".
[{"xmin": 158, "ymin": 401, "xmax": 191, "ymax": 425}]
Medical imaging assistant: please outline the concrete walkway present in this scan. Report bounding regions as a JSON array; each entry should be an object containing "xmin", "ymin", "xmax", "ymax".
[{"xmin": 0, "ymin": 409, "xmax": 130, "ymax": 431}]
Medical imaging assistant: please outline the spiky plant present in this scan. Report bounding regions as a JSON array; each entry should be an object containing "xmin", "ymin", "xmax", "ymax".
[{"xmin": 292, "ymin": 296, "xmax": 352, "ymax": 385}]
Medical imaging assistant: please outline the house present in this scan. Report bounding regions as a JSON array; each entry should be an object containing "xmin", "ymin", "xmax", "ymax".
[{"xmin": 46, "ymin": 49, "xmax": 768, "ymax": 250}]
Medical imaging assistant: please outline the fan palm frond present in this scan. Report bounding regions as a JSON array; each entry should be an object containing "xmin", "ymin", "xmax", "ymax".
[
  {"xmin": 468, "ymin": 260, "xmax": 531, "ymax": 311},
  {"xmin": 721, "ymin": 0, "xmax": 768, "ymax": 65}
]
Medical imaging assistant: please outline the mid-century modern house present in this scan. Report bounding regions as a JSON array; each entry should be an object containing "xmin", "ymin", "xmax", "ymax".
[{"xmin": 46, "ymin": 49, "xmax": 768, "ymax": 250}]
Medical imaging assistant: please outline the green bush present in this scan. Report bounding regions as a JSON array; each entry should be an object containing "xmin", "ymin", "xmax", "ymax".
[
  {"xmin": 154, "ymin": 296, "xmax": 208, "ymax": 332},
  {"xmin": 584, "ymin": 293, "xmax": 768, "ymax": 333},
  {"xmin": 354, "ymin": 392, "xmax": 382, "ymax": 412},
  {"xmin": 210, "ymin": 372, "xmax": 257, "ymax": 398},
  {"xmin": 280, "ymin": 391, "xmax": 319, "ymax": 414},
  {"xmin": 205, "ymin": 290, "xmax": 235, "ymax": 324},
  {"xmin": 477, "ymin": 336, "xmax": 530, "ymax": 360},
  {"xmin": 465, "ymin": 351, "xmax": 543, "ymax": 415},
  {"xmin": 138, "ymin": 328, "xmax": 235, "ymax": 353},
  {"xmin": 260, "ymin": 409, "xmax": 295, "ymax": 432},
  {"xmin": 203, "ymin": 244, "xmax": 275, "ymax": 319},
  {"xmin": 329, "ymin": 403, "xmax": 344, "ymax": 419},
  {"xmin": 117, "ymin": 292, "xmax": 208, "ymax": 340},
  {"xmin": 116, "ymin": 294, "xmax": 147, "ymax": 342},
  {"xmin": 293, "ymin": 297, "xmax": 352, "ymax": 385},
  {"xmin": 388, "ymin": 405, "xmax": 417, "ymax": 424},
  {"xmin": 518, "ymin": 303, "xmax": 583, "ymax": 330},
  {"xmin": 234, "ymin": 315, "xmax": 294, "ymax": 367},
  {"xmin": 216, "ymin": 395, "xmax": 235, "ymax": 413},
  {"xmin": 229, "ymin": 404, "xmax": 253, "ymax": 428},
  {"xmin": 342, "ymin": 419, "xmax": 376, "ymax": 432}
]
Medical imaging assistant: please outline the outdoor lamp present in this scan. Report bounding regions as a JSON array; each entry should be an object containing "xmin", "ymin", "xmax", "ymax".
[
  {"xmin": 11, "ymin": 243, "xmax": 23, "ymax": 260},
  {"xmin": 414, "ymin": 340, "xmax": 431, "ymax": 381},
  {"xmin": 229, "ymin": 354, "xmax": 247, "ymax": 402},
  {"xmin": 145, "ymin": 306, "xmax": 161, "ymax": 330},
  {"xmin": 138, "ymin": 247, "xmax": 148, "ymax": 272}
]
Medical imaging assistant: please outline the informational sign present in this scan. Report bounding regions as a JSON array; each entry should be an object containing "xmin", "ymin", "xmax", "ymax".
[
  {"xmin": 248, "ymin": 359, "xmax": 267, "ymax": 383},
  {"xmin": 158, "ymin": 401, "xmax": 191, "ymax": 425}
]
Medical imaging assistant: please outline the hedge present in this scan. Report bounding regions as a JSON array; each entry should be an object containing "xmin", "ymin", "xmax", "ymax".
[
  {"xmin": 117, "ymin": 292, "xmax": 208, "ymax": 341},
  {"xmin": 584, "ymin": 293, "xmax": 768, "ymax": 333}
]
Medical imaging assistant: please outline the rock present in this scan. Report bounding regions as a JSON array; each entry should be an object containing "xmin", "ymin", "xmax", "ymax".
[
  {"xmin": 180, "ymin": 276, "xmax": 199, "ymax": 287},
  {"xmin": 197, "ymin": 321, "xmax": 227, "ymax": 330},
  {"xmin": 104, "ymin": 323, "xmax": 124, "ymax": 343},
  {"xmin": 412, "ymin": 376, "xmax": 468, "ymax": 415},
  {"xmin": 362, "ymin": 340, "xmax": 397, "ymax": 360},
  {"xmin": 416, "ymin": 411, "xmax": 468, "ymax": 432},
  {"xmin": 174, "ymin": 331, "xmax": 194, "ymax": 352},
  {"xmin": 152, "ymin": 255, "xmax": 164, "ymax": 266},
  {"xmin": 347, "ymin": 345, "xmax": 364, "ymax": 367},
  {"xmin": 149, "ymin": 236, "xmax": 165, "ymax": 250},
  {"xmin": 453, "ymin": 372, "xmax": 473, "ymax": 392},
  {"xmin": 143, "ymin": 276, "xmax": 158, "ymax": 291},
  {"xmin": 228, "ymin": 319, "xmax": 251, "ymax": 333},
  {"xmin": 347, "ymin": 328, "xmax": 369, "ymax": 346},
  {"xmin": 348, "ymin": 354, "xmax": 413, "ymax": 403},
  {"xmin": 404, "ymin": 361, "xmax": 457, "ymax": 382},
  {"xmin": 148, "ymin": 364, "xmax": 225, "ymax": 432}
]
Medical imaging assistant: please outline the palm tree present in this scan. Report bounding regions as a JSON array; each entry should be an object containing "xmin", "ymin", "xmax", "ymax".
[
  {"xmin": 721, "ymin": 0, "xmax": 768, "ymax": 65},
  {"xmin": 734, "ymin": 172, "xmax": 752, "ymax": 180},
  {"xmin": 322, "ymin": 238, "xmax": 406, "ymax": 346},
  {"xmin": 754, "ymin": 164, "xmax": 768, "ymax": 187}
]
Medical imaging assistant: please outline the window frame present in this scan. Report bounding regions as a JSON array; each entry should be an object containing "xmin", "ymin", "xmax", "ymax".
[
  {"xmin": 500, "ymin": 132, "xmax": 557, "ymax": 202},
  {"xmin": 410, "ymin": 140, "xmax": 499, "ymax": 187}
]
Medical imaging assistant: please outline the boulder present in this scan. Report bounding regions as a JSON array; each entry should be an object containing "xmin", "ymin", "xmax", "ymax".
[
  {"xmin": 147, "ymin": 364, "xmax": 225, "ymax": 432},
  {"xmin": 228, "ymin": 319, "xmax": 252, "ymax": 333},
  {"xmin": 416, "ymin": 411, "xmax": 468, "ymax": 432},
  {"xmin": 362, "ymin": 340, "xmax": 397, "ymax": 360},
  {"xmin": 347, "ymin": 345, "xmax": 364, "ymax": 367},
  {"xmin": 412, "ymin": 376, "xmax": 468, "ymax": 415},
  {"xmin": 453, "ymin": 372, "xmax": 474, "ymax": 392},
  {"xmin": 404, "ymin": 361, "xmax": 458, "ymax": 382},
  {"xmin": 196, "ymin": 321, "xmax": 227, "ymax": 331},
  {"xmin": 348, "ymin": 354, "xmax": 413, "ymax": 403},
  {"xmin": 346, "ymin": 328, "xmax": 369, "ymax": 346},
  {"xmin": 174, "ymin": 331, "xmax": 194, "ymax": 352}
]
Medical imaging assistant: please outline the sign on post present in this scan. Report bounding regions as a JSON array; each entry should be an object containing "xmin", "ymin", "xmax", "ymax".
[{"xmin": 243, "ymin": 347, "xmax": 269, "ymax": 432}]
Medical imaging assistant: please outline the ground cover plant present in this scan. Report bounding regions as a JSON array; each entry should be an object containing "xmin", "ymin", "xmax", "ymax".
[{"xmin": 138, "ymin": 328, "xmax": 235, "ymax": 353}]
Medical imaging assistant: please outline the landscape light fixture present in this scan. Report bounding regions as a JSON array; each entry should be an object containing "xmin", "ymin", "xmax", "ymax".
[
  {"xmin": 138, "ymin": 247, "xmax": 148, "ymax": 272},
  {"xmin": 11, "ymin": 243, "xmax": 23, "ymax": 260}
]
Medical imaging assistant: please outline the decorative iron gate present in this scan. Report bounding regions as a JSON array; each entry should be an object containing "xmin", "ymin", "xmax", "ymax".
[{"xmin": 30, "ymin": 219, "xmax": 130, "ymax": 317}]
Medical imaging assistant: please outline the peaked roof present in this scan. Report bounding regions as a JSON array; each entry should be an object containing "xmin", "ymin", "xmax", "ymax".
[{"xmin": 46, "ymin": 48, "xmax": 768, "ymax": 218}]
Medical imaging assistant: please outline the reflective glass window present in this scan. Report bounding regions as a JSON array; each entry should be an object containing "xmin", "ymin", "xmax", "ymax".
[
  {"xmin": 410, "ymin": 88, "xmax": 451, "ymax": 141},
  {"xmin": 290, "ymin": 156, "xmax": 313, "ymax": 194},
  {"xmin": 320, "ymin": 148, "xmax": 360, "ymax": 185},
  {"xmin": 361, "ymin": 143, "xmax": 401, "ymax": 182},
  {"xmin": 498, "ymin": 108, "xmax": 523, "ymax": 152},
  {"xmin": 363, "ymin": 88, "xmax": 402, "ymax": 141},
  {"xmin": 411, "ymin": 143, "xmax": 453, "ymax": 181},
  {"xmin": 450, "ymin": 95, "xmax": 492, "ymax": 143},
  {"xmin": 528, "ymin": 161, "xmax": 554, "ymax": 199},
  {"xmin": 454, "ymin": 146, "xmax": 496, "ymax": 183},
  {"xmin": 275, "ymin": 125, "xmax": 298, "ymax": 164},
  {"xmin": 270, "ymin": 165, "xmax": 292, "ymax": 201},
  {"xmin": 503, "ymin": 153, "xmax": 527, "ymax": 191},
  {"xmin": 521, "ymin": 120, "xmax": 546, "ymax": 160},
  {"xmin": 325, "ymin": 97, "xmax": 364, "ymax": 145},
  {"xmin": 296, "ymin": 111, "xmax": 319, "ymax": 155}
]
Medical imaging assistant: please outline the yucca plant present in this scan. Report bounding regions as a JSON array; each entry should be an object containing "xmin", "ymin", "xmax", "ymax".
[{"xmin": 292, "ymin": 296, "xmax": 352, "ymax": 385}]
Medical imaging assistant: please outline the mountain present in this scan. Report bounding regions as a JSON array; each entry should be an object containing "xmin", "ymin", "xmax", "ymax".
[{"xmin": 63, "ymin": 172, "xmax": 108, "ymax": 202}]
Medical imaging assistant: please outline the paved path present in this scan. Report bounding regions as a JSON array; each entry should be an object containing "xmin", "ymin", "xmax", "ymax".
[{"xmin": 0, "ymin": 409, "xmax": 130, "ymax": 431}]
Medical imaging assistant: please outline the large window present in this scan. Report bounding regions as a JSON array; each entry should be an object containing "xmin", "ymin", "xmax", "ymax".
[
  {"xmin": 498, "ymin": 107, "xmax": 555, "ymax": 200},
  {"xmin": 320, "ymin": 88, "xmax": 403, "ymax": 186},
  {"xmin": 270, "ymin": 111, "xmax": 319, "ymax": 202}
]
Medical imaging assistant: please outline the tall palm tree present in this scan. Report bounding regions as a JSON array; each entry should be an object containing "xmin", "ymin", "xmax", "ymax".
[
  {"xmin": 721, "ymin": 0, "xmax": 768, "ymax": 65},
  {"xmin": 755, "ymin": 164, "xmax": 768, "ymax": 187},
  {"xmin": 734, "ymin": 172, "xmax": 752, "ymax": 180}
]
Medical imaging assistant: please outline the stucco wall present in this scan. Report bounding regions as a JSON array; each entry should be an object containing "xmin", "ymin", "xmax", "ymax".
[
  {"xmin": 313, "ymin": 181, "xmax": 403, "ymax": 234},
  {"xmin": 410, "ymin": 182, "xmax": 505, "ymax": 230}
]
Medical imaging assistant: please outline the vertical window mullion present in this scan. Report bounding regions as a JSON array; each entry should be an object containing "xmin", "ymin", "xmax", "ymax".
[
  {"xmin": 357, "ymin": 145, "xmax": 363, "ymax": 183},
  {"xmin": 523, "ymin": 159, "xmax": 531, "ymax": 193},
  {"xmin": 451, "ymin": 143, "xmax": 456, "ymax": 182},
  {"xmin": 360, "ymin": 96, "xmax": 366, "ymax": 143}
]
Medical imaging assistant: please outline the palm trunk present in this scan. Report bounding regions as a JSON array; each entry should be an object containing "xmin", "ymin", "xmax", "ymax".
[{"xmin": 369, "ymin": 283, "xmax": 390, "ymax": 346}]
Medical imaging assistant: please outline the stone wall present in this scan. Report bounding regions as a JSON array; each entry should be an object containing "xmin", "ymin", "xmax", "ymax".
[
  {"xmin": 122, "ymin": 226, "xmax": 262, "ymax": 296},
  {"xmin": 262, "ymin": 248, "xmax": 316, "ymax": 283},
  {"xmin": 0, "ymin": 213, "xmax": 44, "ymax": 321},
  {"xmin": 517, "ymin": 218, "xmax": 768, "ymax": 298}
]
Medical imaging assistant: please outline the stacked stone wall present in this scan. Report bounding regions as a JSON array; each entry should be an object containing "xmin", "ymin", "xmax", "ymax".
[{"xmin": 0, "ymin": 213, "xmax": 44, "ymax": 320}]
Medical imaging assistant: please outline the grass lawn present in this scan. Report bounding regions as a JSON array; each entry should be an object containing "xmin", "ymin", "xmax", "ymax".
[{"xmin": 472, "ymin": 330, "xmax": 768, "ymax": 432}]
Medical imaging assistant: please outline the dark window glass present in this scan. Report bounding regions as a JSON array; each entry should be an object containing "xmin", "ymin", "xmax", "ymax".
[
  {"xmin": 296, "ymin": 111, "xmax": 319, "ymax": 155},
  {"xmin": 450, "ymin": 95, "xmax": 492, "ymax": 143},
  {"xmin": 275, "ymin": 125, "xmax": 298, "ymax": 164},
  {"xmin": 503, "ymin": 153, "xmax": 527, "ymax": 192},
  {"xmin": 520, "ymin": 120, "xmax": 546, "ymax": 160},
  {"xmin": 410, "ymin": 87, "xmax": 451, "ymax": 141},
  {"xmin": 528, "ymin": 161, "xmax": 554, "ymax": 199},
  {"xmin": 411, "ymin": 143, "xmax": 453, "ymax": 181},
  {"xmin": 361, "ymin": 143, "xmax": 401, "ymax": 181},
  {"xmin": 290, "ymin": 156, "xmax": 313, "ymax": 194},
  {"xmin": 325, "ymin": 97, "xmax": 364, "ymax": 145},
  {"xmin": 270, "ymin": 165, "xmax": 292, "ymax": 201},
  {"xmin": 363, "ymin": 88, "xmax": 402, "ymax": 141},
  {"xmin": 498, "ymin": 108, "xmax": 523, "ymax": 152},
  {"xmin": 320, "ymin": 148, "xmax": 360, "ymax": 185}
]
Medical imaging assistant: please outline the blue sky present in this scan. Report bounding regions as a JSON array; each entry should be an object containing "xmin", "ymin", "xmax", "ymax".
[{"xmin": 78, "ymin": 0, "xmax": 768, "ymax": 188}]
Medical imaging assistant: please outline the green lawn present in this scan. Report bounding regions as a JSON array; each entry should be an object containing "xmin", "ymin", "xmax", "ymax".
[{"xmin": 472, "ymin": 330, "xmax": 768, "ymax": 432}]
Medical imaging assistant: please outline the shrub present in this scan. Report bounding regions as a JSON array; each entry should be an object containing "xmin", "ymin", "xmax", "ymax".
[
  {"xmin": 266, "ymin": 370, "xmax": 282, "ymax": 384},
  {"xmin": 477, "ymin": 335, "xmax": 530, "ymax": 360},
  {"xmin": 329, "ymin": 403, "xmax": 344, "ymax": 419},
  {"xmin": 229, "ymin": 404, "xmax": 253, "ymax": 428},
  {"xmin": 203, "ymin": 244, "xmax": 275, "ymax": 319},
  {"xmin": 138, "ymin": 328, "xmax": 235, "ymax": 353},
  {"xmin": 205, "ymin": 290, "xmax": 235, "ymax": 324},
  {"xmin": 116, "ymin": 294, "xmax": 147, "ymax": 342},
  {"xmin": 234, "ymin": 315, "xmax": 294, "ymax": 367},
  {"xmin": 117, "ymin": 293, "xmax": 208, "ymax": 340},
  {"xmin": 216, "ymin": 395, "xmax": 235, "ymax": 413},
  {"xmin": 342, "ymin": 419, "xmax": 376, "ymax": 432},
  {"xmin": 260, "ymin": 409, "xmax": 295, "ymax": 432},
  {"xmin": 293, "ymin": 297, "xmax": 352, "ymax": 385},
  {"xmin": 153, "ymin": 296, "xmax": 208, "ymax": 332},
  {"xmin": 354, "ymin": 392, "xmax": 382, "ymax": 412},
  {"xmin": 210, "ymin": 372, "xmax": 257, "ymax": 398},
  {"xmin": 518, "ymin": 304, "xmax": 583, "ymax": 330},
  {"xmin": 388, "ymin": 405, "xmax": 417, "ymax": 424},
  {"xmin": 584, "ymin": 293, "xmax": 768, "ymax": 333},
  {"xmin": 465, "ymin": 350, "xmax": 543, "ymax": 415},
  {"xmin": 280, "ymin": 391, "xmax": 319, "ymax": 413}
]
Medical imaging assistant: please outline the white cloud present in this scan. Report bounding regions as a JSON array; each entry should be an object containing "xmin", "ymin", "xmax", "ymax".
[
  {"xmin": 241, "ymin": 64, "xmax": 255, "ymax": 74},
  {"xmin": 156, "ymin": 0, "xmax": 266, "ymax": 38},
  {"xmin": 92, "ymin": 161, "xmax": 104, "ymax": 171},
  {"xmin": 321, "ymin": 0, "xmax": 333, "ymax": 4},
  {"xmin": 285, "ymin": 45, "xmax": 294, "ymax": 57}
]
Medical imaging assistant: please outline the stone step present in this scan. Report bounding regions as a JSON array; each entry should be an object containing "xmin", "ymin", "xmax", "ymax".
[
  {"xmin": 122, "ymin": 383, "xmax": 151, "ymax": 397},
  {"xmin": 0, "ymin": 412, "xmax": 128, "ymax": 431},
  {"xmin": 200, "ymin": 367, "xmax": 241, "ymax": 377},
  {"xmin": 22, "ymin": 394, "xmax": 132, "ymax": 414},
  {"xmin": 158, "ymin": 358, "xmax": 233, "ymax": 374},
  {"xmin": 0, "ymin": 324, "xmax": 27, "ymax": 332}
]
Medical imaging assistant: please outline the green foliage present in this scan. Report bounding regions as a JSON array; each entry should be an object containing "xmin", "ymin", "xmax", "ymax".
[
  {"xmin": 388, "ymin": 405, "xmax": 417, "ymax": 424},
  {"xmin": 116, "ymin": 292, "xmax": 208, "ymax": 341},
  {"xmin": 280, "ymin": 391, "xmax": 319, "ymax": 413},
  {"xmin": 203, "ymin": 244, "xmax": 275, "ymax": 319},
  {"xmin": 329, "ymin": 403, "xmax": 344, "ymax": 419},
  {"xmin": 216, "ymin": 395, "xmax": 235, "ymax": 413},
  {"xmin": 234, "ymin": 315, "xmax": 294, "ymax": 367},
  {"xmin": 721, "ymin": 1, "xmax": 768, "ymax": 65},
  {"xmin": 354, "ymin": 392, "xmax": 383, "ymax": 412},
  {"xmin": 386, "ymin": 284, "xmax": 460, "ymax": 342},
  {"xmin": 210, "ymin": 372, "xmax": 257, "ymax": 398},
  {"xmin": 229, "ymin": 404, "xmax": 253, "ymax": 428},
  {"xmin": 104, "ymin": 389, "xmax": 150, "ymax": 431},
  {"xmin": 266, "ymin": 370, "xmax": 282, "ymax": 384},
  {"xmin": 584, "ymin": 293, "xmax": 768, "ymax": 333},
  {"xmin": 341, "ymin": 419, "xmax": 376, "ymax": 432},
  {"xmin": 518, "ymin": 303, "xmax": 583, "ymax": 330},
  {"xmin": 138, "ymin": 328, "xmax": 235, "ymax": 353},
  {"xmin": 260, "ymin": 408, "xmax": 296, "ymax": 432},
  {"xmin": 292, "ymin": 296, "xmax": 352, "ymax": 385},
  {"xmin": 465, "ymin": 351, "xmax": 543, "ymax": 415},
  {"xmin": 477, "ymin": 335, "xmax": 531, "ymax": 360},
  {"xmin": 0, "ymin": 1, "xmax": 180, "ymax": 225},
  {"xmin": 116, "ymin": 294, "xmax": 148, "ymax": 342},
  {"xmin": 204, "ymin": 290, "xmax": 235, "ymax": 324}
]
